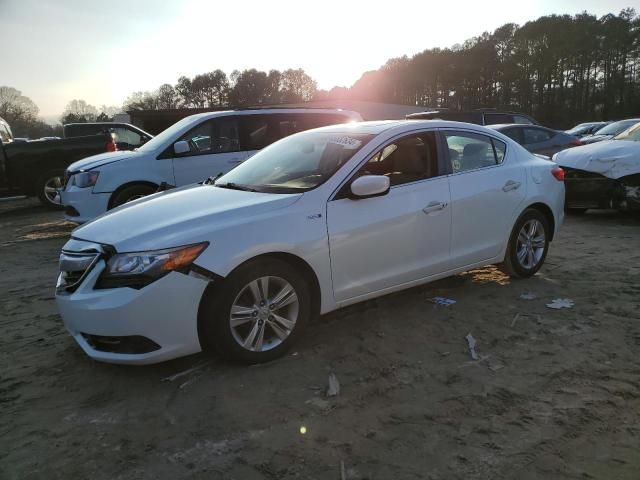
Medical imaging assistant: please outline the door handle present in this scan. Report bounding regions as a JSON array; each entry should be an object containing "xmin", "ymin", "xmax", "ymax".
[
  {"xmin": 502, "ymin": 180, "xmax": 521, "ymax": 192},
  {"xmin": 422, "ymin": 201, "xmax": 447, "ymax": 214},
  {"xmin": 227, "ymin": 158, "xmax": 243, "ymax": 164}
]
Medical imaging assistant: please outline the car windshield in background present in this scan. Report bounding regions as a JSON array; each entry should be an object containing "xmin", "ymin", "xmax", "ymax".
[
  {"xmin": 596, "ymin": 119, "xmax": 639, "ymax": 136},
  {"xmin": 215, "ymin": 131, "xmax": 374, "ymax": 193},
  {"xmin": 613, "ymin": 122, "xmax": 640, "ymax": 142}
]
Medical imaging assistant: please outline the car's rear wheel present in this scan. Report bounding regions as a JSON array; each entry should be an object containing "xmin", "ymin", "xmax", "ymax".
[
  {"xmin": 501, "ymin": 209, "xmax": 550, "ymax": 278},
  {"xmin": 36, "ymin": 171, "xmax": 64, "ymax": 209},
  {"xmin": 110, "ymin": 184, "xmax": 157, "ymax": 209},
  {"xmin": 199, "ymin": 258, "xmax": 311, "ymax": 363}
]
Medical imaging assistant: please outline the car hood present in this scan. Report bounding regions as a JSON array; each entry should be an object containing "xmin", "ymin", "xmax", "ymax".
[
  {"xmin": 73, "ymin": 184, "xmax": 302, "ymax": 252},
  {"xmin": 554, "ymin": 140, "xmax": 640, "ymax": 179},
  {"xmin": 580, "ymin": 134, "xmax": 613, "ymax": 144},
  {"xmin": 67, "ymin": 150, "xmax": 139, "ymax": 173}
]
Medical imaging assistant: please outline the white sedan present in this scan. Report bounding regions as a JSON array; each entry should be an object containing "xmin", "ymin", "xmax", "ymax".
[{"xmin": 55, "ymin": 120, "xmax": 565, "ymax": 365}]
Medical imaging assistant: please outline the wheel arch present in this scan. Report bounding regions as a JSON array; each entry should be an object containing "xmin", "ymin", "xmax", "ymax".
[
  {"xmin": 107, "ymin": 181, "xmax": 159, "ymax": 210},
  {"xmin": 196, "ymin": 251, "xmax": 322, "ymax": 353},
  {"xmin": 197, "ymin": 251, "xmax": 322, "ymax": 324},
  {"xmin": 522, "ymin": 202, "xmax": 556, "ymax": 241}
]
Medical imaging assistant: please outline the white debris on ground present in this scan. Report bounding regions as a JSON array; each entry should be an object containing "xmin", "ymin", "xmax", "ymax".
[
  {"xmin": 465, "ymin": 333, "xmax": 479, "ymax": 360},
  {"xmin": 326, "ymin": 373, "xmax": 340, "ymax": 397},
  {"xmin": 546, "ymin": 298, "xmax": 575, "ymax": 309}
]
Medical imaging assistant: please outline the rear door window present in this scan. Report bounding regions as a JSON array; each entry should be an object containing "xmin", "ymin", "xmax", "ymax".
[
  {"xmin": 513, "ymin": 115, "xmax": 534, "ymax": 125},
  {"xmin": 484, "ymin": 113, "xmax": 514, "ymax": 125},
  {"xmin": 501, "ymin": 127, "xmax": 524, "ymax": 144},
  {"xmin": 241, "ymin": 113, "xmax": 353, "ymax": 151},
  {"xmin": 444, "ymin": 131, "xmax": 505, "ymax": 173},
  {"xmin": 523, "ymin": 128, "xmax": 553, "ymax": 145}
]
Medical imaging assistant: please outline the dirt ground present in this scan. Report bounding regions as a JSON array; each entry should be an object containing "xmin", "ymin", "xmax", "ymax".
[{"xmin": 1, "ymin": 198, "xmax": 639, "ymax": 480}]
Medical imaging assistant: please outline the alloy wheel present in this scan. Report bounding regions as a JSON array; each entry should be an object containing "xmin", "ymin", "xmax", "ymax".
[
  {"xmin": 516, "ymin": 219, "xmax": 546, "ymax": 269},
  {"xmin": 229, "ymin": 276, "xmax": 299, "ymax": 352},
  {"xmin": 43, "ymin": 176, "xmax": 63, "ymax": 204}
]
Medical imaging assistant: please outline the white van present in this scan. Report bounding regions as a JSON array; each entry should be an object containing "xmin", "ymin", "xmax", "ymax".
[{"xmin": 61, "ymin": 108, "xmax": 361, "ymax": 222}]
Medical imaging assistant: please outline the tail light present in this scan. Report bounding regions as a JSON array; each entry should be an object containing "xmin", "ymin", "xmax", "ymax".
[
  {"xmin": 570, "ymin": 138, "xmax": 583, "ymax": 146},
  {"xmin": 551, "ymin": 166, "xmax": 565, "ymax": 181},
  {"xmin": 106, "ymin": 133, "xmax": 118, "ymax": 152}
]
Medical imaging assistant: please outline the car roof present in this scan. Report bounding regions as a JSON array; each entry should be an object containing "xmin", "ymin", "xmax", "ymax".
[
  {"xmin": 308, "ymin": 119, "xmax": 508, "ymax": 136},
  {"xmin": 186, "ymin": 108, "xmax": 362, "ymax": 122}
]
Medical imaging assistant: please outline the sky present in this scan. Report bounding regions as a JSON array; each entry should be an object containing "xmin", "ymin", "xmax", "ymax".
[{"xmin": 1, "ymin": 0, "xmax": 636, "ymax": 120}]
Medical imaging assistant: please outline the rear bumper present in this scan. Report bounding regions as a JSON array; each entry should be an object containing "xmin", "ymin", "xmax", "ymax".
[
  {"xmin": 56, "ymin": 260, "xmax": 209, "ymax": 365},
  {"xmin": 60, "ymin": 186, "xmax": 110, "ymax": 223}
]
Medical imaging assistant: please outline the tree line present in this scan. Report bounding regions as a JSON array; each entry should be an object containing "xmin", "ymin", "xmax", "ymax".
[
  {"xmin": 123, "ymin": 68, "xmax": 317, "ymax": 111},
  {"xmin": 322, "ymin": 8, "xmax": 640, "ymax": 128},
  {"xmin": 2, "ymin": 8, "xmax": 639, "ymax": 136}
]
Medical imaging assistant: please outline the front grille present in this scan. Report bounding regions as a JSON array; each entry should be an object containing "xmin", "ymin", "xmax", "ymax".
[{"xmin": 57, "ymin": 250, "xmax": 100, "ymax": 293}]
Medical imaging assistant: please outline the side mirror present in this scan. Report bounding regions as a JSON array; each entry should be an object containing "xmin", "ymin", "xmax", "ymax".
[
  {"xmin": 350, "ymin": 175, "xmax": 390, "ymax": 199},
  {"xmin": 173, "ymin": 140, "xmax": 190, "ymax": 155}
]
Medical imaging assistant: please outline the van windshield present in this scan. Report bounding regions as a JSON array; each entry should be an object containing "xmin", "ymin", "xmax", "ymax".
[{"xmin": 215, "ymin": 131, "xmax": 374, "ymax": 193}]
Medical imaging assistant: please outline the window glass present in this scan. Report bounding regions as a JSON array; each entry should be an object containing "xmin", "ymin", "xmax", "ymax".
[
  {"xmin": 178, "ymin": 117, "xmax": 240, "ymax": 155},
  {"xmin": 445, "ymin": 131, "xmax": 500, "ymax": 172},
  {"xmin": 484, "ymin": 113, "xmax": 513, "ymax": 125},
  {"xmin": 0, "ymin": 124, "xmax": 10, "ymax": 143},
  {"xmin": 513, "ymin": 115, "xmax": 534, "ymax": 125},
  {"xmin": 492, "ymin": 139, "xmax": 507, "ymax": 163},
  {"xmin": 217, "ymin": 132, "xmax": 373, "ymax": 193},
  {"xmin": 355, "ymin": 132, "xmax": 439, "ymax": 187},
  {"xmin": 242, "ymin": 115, "xmax": 272, "ymax": 150},
  {"xmin": 613, "ymin": 122, "xmax": 640, "ymax": 142},
  {"xmin": 111, "ymin": 127, "xmax": 142, "ymax": 147},
  {"xmin": 501, "ymin": 127, "xmax": 523, "ymax": 144},
  {"xmin": 523, "ymin": 128, "xmax": 552, "ymax": 144}
]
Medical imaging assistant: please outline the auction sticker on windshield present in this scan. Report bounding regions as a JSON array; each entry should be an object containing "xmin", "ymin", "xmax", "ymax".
[{"xmin": 330, "ymin": 136, "xmax": 362, "ymax": 149}]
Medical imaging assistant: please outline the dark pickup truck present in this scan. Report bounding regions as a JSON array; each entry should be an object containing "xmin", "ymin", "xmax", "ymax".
[{"xmin": 0, "ymin": 119, "xmax": 152, "ymax": 207}]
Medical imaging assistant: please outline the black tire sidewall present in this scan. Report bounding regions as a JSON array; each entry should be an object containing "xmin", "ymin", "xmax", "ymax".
[
  {"xmin": 110, "ymin": 184, "xmax": 156, "ymax": 209},
  {"xmin": 199, "ymin": 258, "xmax": 311, "ymax": 364},
  {"xmin": 507, "ymin": 209, "xmax": 550, "ymax": 278}
]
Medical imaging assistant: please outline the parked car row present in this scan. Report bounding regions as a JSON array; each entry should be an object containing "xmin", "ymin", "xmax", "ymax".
[
  {"xmin": 0, "ymin": 119, "xmax": 152, "ymax": 206},
  {"xmin": 60, "ymin": 109, "xmax": 362, "ymax": 222},
  {"xmin": 3, "ymin": 107, "xmax": 636, "ymax": 366}
]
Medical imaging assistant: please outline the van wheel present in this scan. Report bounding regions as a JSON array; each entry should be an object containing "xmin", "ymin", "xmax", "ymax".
[
  {"xmin": 110, "ymin": 184, "xmax": 157, "ymax": 209},
  {"xmin": 199, "ymin": 258, "xmax": 311, "ymax": 363},
  {"xmin": 500, "ymin": 209, "xmax": 550, "ymax": 278},
  {"xmin": 36, "ymin": 171, "xmax": 64, "ymax": 209}
]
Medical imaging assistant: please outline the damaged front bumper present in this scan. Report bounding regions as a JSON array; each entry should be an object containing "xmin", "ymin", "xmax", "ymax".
[{"xmin": 564, "ymin": 168, "xmax": 640, "ymax": 211}]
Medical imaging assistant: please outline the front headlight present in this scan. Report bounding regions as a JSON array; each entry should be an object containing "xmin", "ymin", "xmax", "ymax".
[
  {"xmin": 96, "ymin": 242, "xmax": 208, "ymax": 289},
  {"xmin": 73, "ymin": 171, "xmax": 100, "ymax": 188}
]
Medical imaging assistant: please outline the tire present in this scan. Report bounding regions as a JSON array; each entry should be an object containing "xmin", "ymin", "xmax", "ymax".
[
  {"xmin": 500, "ymin": 208, "xmax": 550, "ymax": 278},
  {"xmin": 36, "ymin": 171, "xmax": 64, "ymax": 209},
  {"xmin": 109, "ymin": 184, "xmax": 157, "ymax": 209},
  {"xmin": 199, "ymin": 258, "xmax": 311, "ymax": 364}
]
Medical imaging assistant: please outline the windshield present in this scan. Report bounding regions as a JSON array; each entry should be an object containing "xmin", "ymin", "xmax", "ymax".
[
  {"xmin": 613, "ymin": 122, "xmax": 640, "ymax": 142},
  {"xmin": 596, "ymin": 119, "xmax": 639, "ymax": 136},
  {"xmin": 215, "ymin": 131, "xmax": 374, "ymax": 193},
  {"xmin": 136, "ymin": 116, "xmax": 200, "ymax": 153}
]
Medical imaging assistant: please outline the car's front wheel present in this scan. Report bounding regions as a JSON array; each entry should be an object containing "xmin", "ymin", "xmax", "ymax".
[
  {"xmin": 199, "ymin": 258, "xmax": 311, "ymax": 363},
  {"xmin": 501, "ymin": 209, "xmax": 550, "ymax": 278}
]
